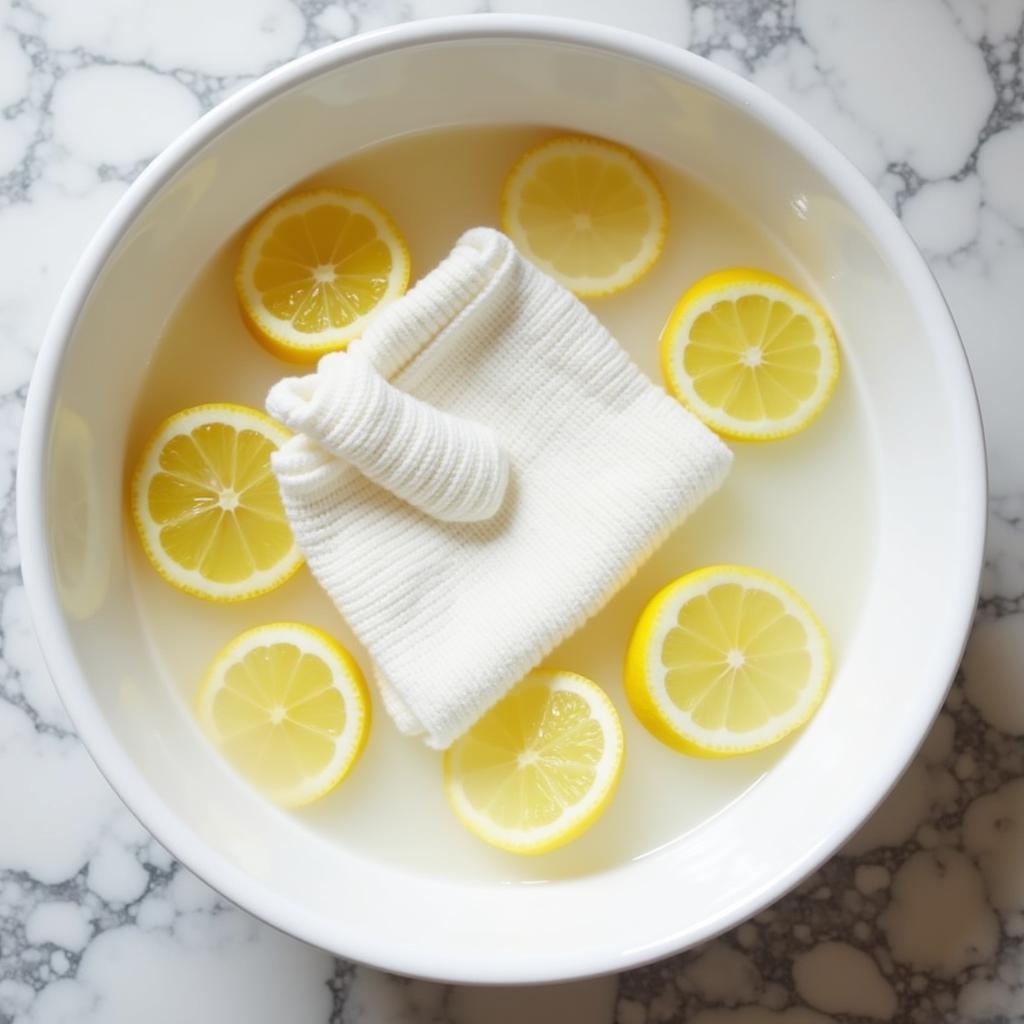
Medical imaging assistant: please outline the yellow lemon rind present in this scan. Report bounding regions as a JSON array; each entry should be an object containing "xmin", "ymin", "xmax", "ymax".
[
  {"xmin": 625, "ymin": 565, "xmax": 831, "ymax": 758},
  {"xmin": 131, "ymin": 403, "xmax": 304, "ymax": 603},
  {"xmin": 500, "ymin": 135, "xmax": 668, "ymax": 298},
  {"xmin": 660, "ymin": 268, "xmax": 840, "ymax": 442},
  {"xmin": 235, "ymin": 187, "xmax": 411, "ymax": 363},
  {"xmin": 196, "ymin": 622, "xmax": 371, "ymax": 808},
  {"xmin": 443, "ymin": 669, "xmax": 625, "ymax": 855}
]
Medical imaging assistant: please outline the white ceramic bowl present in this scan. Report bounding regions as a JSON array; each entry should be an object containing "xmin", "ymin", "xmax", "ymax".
[{"xmin": 18, "ymin": 16, "xmax": 985, "ymax": 983}]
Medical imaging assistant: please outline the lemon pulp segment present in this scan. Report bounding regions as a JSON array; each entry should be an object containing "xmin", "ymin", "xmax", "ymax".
[
  {"xmin": 444, "ymin": 670, "xmax": 624, "ymax": 854},
  {"xmin": 501, "ymin": 136, "xmax": 667, "ymax": 297},
  {"xmin": 626, "ymin": 566, "xmax": 831, "ymax": 756},
  {"xmin": 236, "ymin": 188, "xmax": 410, "ymax": 361},
  {"xmin": 661, "ymin": 268, "xmax": 839, "ymax": 440},
  {"xmin": 197, "ymin": 623, "xmax": 371, "ymax": 806},
  {"xmin": 131, "ymin": 404, "xmax": 302, "ymax": 601}
]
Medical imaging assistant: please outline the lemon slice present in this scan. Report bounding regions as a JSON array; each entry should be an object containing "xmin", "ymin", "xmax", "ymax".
[
  {"xmin": 132, "ymin": 404, "xmax": 302, "ymax": 602},
  {"xmin": 625, "ymin": 566, "xmax": 831, "ymax": 756},
  {"xmin": 661, "ymin": 269, "xmax": 840, "ymax": 440},
  {"xmin": 236, "ymin": 188, "xmax": 410, "ymax": 362},
  {"xmin": 197, "ymin": 623, "xmax": 370, "ymax": 806},
  {"xmin": 51, "ymin": 408, "xmax": 109, "ymax": 620},
  {"xmin": 501, "ymin": 135, "xmax": 667, "ymax": 297},
  {"xmin": 444, "ymin": 670, "xmax": 624, "ymax": 855}
]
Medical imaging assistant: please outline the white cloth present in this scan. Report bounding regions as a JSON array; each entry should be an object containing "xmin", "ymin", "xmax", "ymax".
[
  {"xmin": 267, "ymin": 351, "xmax": 509, "ymax": 522},
  {"xmin": 268, "ymin": 228, "xmax": 733, "ymax": 749}
]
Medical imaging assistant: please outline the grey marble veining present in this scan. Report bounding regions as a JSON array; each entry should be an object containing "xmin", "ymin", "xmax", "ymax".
[{"xmin": 2, "ymin": 1, "xmax": 1024, "ymax": 1021}]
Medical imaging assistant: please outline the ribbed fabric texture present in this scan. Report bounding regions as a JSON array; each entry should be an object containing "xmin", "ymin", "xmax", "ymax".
[
  {"xmin": 269, "ymin": 228, "xmax": 733, "ymax": 749},
  {"xmin": 266, "ymin": 351, "xmax": 509, "ymax": 522}
]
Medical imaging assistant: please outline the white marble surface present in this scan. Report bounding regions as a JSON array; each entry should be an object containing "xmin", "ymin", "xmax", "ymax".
[{"xmin": 1, "ymin": 0, "xmax": 1023, "ymax": 1021}]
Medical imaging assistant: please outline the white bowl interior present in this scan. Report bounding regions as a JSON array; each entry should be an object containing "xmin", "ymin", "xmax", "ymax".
[{"xmin": 29, "ymin": 24, "xmax": 984, "ymax": 982}]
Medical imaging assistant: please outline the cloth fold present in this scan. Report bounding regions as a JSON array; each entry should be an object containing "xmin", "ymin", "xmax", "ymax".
[
  {"xmin": 268, "ymin": 227, "xmax": 733, "ymax": 749},
  {"xmin": 266, "ymin": 351, "xmax": 509, "ymax": 523}
]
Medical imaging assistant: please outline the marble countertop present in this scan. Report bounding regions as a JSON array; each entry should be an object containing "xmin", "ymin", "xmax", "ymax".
[{"xmin": 2, "ymin": 1, "xmax": 1023, "ymax": 1021}]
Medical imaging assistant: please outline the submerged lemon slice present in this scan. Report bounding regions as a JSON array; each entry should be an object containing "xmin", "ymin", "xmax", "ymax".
[
  {"xmin": 661, "ymin": 269, "xmax": 840, "ymax": 440},
  {"xmin": 236, "ymin": 188, "xmax": 410, "ymax": 362},
  {"xmin": 197, "ymin": 623, "xmax": 370, "ymax": 806},
  {"xmin": 501, "ymin": 135, "xmax": 667, "ymax": 297},
  {"xmin": 131, "ymin": 404, "xmax": 302, "ymax": 602},
  {"xmin": 625, "ymin": 566, "xmax": 831, "ymax": 756},
  {"xmin": 444, "ymin": 670, "xmax": 624, "ymax": 854}
]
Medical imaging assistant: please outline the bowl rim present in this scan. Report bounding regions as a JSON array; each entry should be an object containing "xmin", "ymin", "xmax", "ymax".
[{"xmin": 16, "ymin": 14, "xmax": 987, "ymax": 983}]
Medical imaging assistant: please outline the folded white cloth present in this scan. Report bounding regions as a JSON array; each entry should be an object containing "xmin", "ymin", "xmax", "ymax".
[
  {"xmin": 268, "ymin": 228, "xmax": 732, "ymax": 749},
  {"xmin": 268, "ymin": 350, "xmax": 509, "ymax": 523}
]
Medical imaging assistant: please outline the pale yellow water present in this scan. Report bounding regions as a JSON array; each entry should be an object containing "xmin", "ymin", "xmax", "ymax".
[{"xmin": 127, "ymin": 125, "xmax": 877, "ymax": 882}]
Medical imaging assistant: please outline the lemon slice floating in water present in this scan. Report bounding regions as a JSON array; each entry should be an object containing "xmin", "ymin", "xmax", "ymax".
[
  {"xmin": 197, "ymin": 623, "xmax": 371, "ymax": 807},
  {"xmin": 236, "ymin": 188, "xmax": 410, "ymax": 362},
  {"xmin": 501, "ymin": 135, "xmax": 667, "ymax": 297},
  {"xmin": 626, "ymin": 566, "xmax": 831, "ymax": 756},
  {"xmin": 132, "ymin": 403, "xmax": 302, "ymax": 602},
  {"xmin": 444, "ymin": 670, "xmax": 624, "ymax": 854},
  {"xmin": 661, "ymin": 268, "xmax": 840, "ymax": 440}
]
